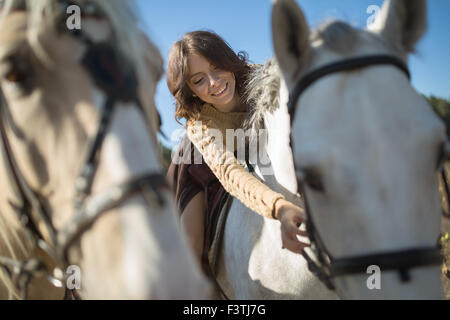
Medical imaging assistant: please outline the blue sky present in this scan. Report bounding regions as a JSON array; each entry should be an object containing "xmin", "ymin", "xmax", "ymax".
[{"xmin": 136, "ymin": 0, "xmax": 450, "ymax": 147}]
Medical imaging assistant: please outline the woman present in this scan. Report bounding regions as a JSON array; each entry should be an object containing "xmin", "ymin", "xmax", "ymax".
[{"xmin": 166, "ymin": 31, "xmax": 308, "ymax": 268}]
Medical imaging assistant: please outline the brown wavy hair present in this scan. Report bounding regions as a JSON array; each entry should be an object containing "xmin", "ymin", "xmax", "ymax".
[{"xmin": 166, "ymin": 30, "xmax": 250, "ymax": 125}]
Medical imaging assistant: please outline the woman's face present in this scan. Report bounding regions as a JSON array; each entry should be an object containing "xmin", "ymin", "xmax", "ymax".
[{"xmin": 187, "ymin": 53, "xmax": 237, "ymax": 113}]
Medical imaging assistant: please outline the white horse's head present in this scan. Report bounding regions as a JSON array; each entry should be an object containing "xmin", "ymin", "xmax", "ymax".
[
  {"xmin": 0, "ymin": 0, "xmax": 209, "ymax": 299},
  {"xmin": 272, "ymin": 0, "xmax": 445, "ymax": 299}
]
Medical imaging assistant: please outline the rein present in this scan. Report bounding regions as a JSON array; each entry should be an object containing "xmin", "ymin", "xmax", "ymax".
[
  {"xmin": 287, "ymin": 54, "xmax": 446, "ymax": 291},
  {"xmin": 0, "ymin": 1, "xmax": 168, "ymax": 299}
]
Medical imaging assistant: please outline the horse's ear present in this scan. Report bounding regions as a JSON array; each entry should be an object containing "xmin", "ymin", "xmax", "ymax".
[
  {"xmin": 137, "ymin": 32, "xmax": 164, "ymax": 136},
  {"xmin": 140, "ymin": 32, "xmax": 164, "ymax": 83},
  {"xmin": 369, "ymin": 0, "xmax": 427, "ymax": 54},
  {"xmin": 271, "ymin": 0, "xmax": 310, "ymax": 84},
  {"xmin": 0, "ymin": 0, "xmax": 27, "ymax": 12}
]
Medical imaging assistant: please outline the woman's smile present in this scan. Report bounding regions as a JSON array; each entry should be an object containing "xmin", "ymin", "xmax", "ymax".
[{"xmin": 211, "ymin": 82, "xmax": 228, "ymax": 97}]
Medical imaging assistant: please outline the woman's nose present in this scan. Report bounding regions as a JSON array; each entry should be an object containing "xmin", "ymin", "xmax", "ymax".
[{"xmin": 208, "ymin": 73, "xmax": 220, "ymax": 88}]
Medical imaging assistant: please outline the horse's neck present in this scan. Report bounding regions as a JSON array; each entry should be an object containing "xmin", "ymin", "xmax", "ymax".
[
  {"xmin": 257, "ymin": 78, "xmax": 298, "ymax": 199},
  {"xmin": 221, "ymin": 91, "xmax": 335, "ymax": 298}
]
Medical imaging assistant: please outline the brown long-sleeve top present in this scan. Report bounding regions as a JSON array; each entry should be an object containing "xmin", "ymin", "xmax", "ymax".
[{"xmin": 186, "ymin": 103, "xmax": 285, "ymax": 219}]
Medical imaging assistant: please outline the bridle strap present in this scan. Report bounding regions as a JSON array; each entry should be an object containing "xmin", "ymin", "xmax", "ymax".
[
  {"xmin": 0, "ymin": 93, "xmax": 58, "ymax": 246},
  {"xmin": 328, "ymin": 248, "xmax": 443, "ymax": 278},
  {"xmin": 287, "ymin": 54, "xmax": 443, "ymax": 291},
  {"xmin": 75, "ymin": 96, "xmax": 116, "ymax": 206},
  {"xmin": 59, "ymin": 173, "xmax": 168, "ymax": 264},
  {"xmin": 298, "ymin": 179, "xmax": 336, "ymax": 290},
  {"xmin": 288, "ymin": 55, "xmax": 411, "ymax": 122}
]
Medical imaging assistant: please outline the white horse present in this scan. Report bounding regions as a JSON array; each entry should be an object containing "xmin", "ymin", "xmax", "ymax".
[
  {"xmin": 215, "ymin": 0, "xmax": 445, "ymax": 299},
  {"xmin": 0, "ymin": 0, "xmax": 209, "ymax": 299}
]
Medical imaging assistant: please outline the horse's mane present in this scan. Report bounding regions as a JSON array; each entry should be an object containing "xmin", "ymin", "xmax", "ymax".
[{"xmin": 243, "ymin": 59, "xmax": 282, "ymax": 134}]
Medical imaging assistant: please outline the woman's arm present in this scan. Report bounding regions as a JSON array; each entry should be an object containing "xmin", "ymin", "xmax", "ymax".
[
  {"xmin": 187, "ymin": 118, "xmax": 285, "ymax": 219},
  {"xmin": 187, "ymin": 118, "xmax": 310, "ymax": 254}
]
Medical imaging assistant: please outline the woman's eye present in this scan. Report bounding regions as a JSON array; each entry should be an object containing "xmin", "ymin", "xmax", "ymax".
[{"xmin": 193, "ymin": 78, "xmax": 203, "ymax": 85}]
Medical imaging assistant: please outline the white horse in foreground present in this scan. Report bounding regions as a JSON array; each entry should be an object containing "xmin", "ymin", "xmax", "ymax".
[
  {"xmin": 0, "ymin": 0, "xmax": 209, "ymax": 299},
  {"xmin": 216, "ymin": 0, "xmax": 445, "ymax": 299}
]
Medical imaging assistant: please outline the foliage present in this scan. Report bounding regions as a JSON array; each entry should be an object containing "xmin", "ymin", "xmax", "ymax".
[
  {"xmin": 158, "ymin": 141, "xmax": 173, "ymax": 170},
  {"xmin": 442, "ymin": 232, "xmax": 450, "ymax": 278},
  {"xmin": 425, "ymin": 95, "xmax": 450, "ymax": 137}
]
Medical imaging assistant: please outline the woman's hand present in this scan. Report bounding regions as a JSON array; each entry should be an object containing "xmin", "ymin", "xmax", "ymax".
[{"xmin": 274, "ymin": 199, "xmax": 310, "ymax": 255}]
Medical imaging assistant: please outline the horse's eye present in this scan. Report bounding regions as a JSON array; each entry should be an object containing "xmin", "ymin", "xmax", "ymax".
[
  {"xmin": 2, "ymin": 58, "xmax": 33, "ymax": 94},
  {"xmin": 2, "ymin": 54, "xmax": 32, "ymax": 84},
  {"xmin": 5, "ymin": 69, "xmax": 27, "ymax": 84},
  {"xmin": 298, "ymin": 167, "xmax": 325, "ymax": 193}
]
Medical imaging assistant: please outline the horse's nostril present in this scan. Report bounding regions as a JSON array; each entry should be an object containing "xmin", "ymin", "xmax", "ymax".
[
  {"xmin": 299, "ymin": 167, "xmax": 325, "ymax": 193},
  {"xmin": 398, "ymin": 269, "xmax": 412, "ymax": 283}
]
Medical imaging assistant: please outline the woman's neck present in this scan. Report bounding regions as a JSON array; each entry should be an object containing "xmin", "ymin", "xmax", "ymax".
[
  {"xmin": 214, "ymin": 92, "xmax": 247, "ymax": 113},
  {"xmin": 232, "ymin": 94, "xmax": 247, "ymax": 112}
]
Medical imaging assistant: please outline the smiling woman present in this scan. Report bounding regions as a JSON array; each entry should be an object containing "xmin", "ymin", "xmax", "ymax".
[
  {"xmin": 187, "ymin": 53, "xmax": 241, "ymax": 113},
  {"xmin": 166, "ymin": 31, "xmax": 310, "ymax": 274},
  {"xmin": 167, "ymin": 31, "xmax": 250, "ymax": 123}
]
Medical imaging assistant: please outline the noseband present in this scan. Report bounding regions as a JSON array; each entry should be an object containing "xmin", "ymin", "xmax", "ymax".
[
  {"xmin": 287, "ymin": 55, "xmax": 444, "ymax": 291},
  {"xmin": 0, "ymin": 2, "xmax": 168, "ymax": 299}
]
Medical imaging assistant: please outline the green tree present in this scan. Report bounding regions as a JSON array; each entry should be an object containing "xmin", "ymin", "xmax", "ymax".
[
  {"xmin": 425, "ymin": 95, "xmax": 450, "ymax": 138},
  {"xmin": 158, "ymin": 141, "xmax": 173, "ymax": 170}
]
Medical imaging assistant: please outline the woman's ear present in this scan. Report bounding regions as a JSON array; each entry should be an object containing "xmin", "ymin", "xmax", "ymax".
[
  {"xmin": 271, "ymin": 0, "xmax": 310, "ymax": 84},
  {"xmin": 368, "ymin": 0, "xmax": 427, "ymax": 54}
]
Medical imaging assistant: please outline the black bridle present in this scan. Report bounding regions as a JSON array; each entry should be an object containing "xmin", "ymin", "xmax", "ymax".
[
  {"xmin": 287, "ymin": 54, "xmax": 445, "ymax": 291},
  {"xmin": 0, "ymin": 1, "xmax": 168, "ymax": 299}
]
